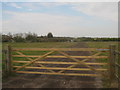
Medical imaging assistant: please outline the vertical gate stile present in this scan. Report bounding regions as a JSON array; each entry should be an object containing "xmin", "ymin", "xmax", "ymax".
[
  {"xmin": 109, "ymin": 45, "xmax": 116, "ymax": 87},
  {"xmin": 4, "ymin": 47, "xmax": 8, "ymax": 73},
  {"xmin": 7, "ymin": 45, "xmax": 12, "ymax": 74}
]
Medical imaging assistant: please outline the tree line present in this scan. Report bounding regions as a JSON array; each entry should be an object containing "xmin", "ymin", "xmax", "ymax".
[
  {"xmin": 1, "ymin": 32, "xmax": 120, "ymax": 42},
  {"xmin": 75, "ymin": 37, "xmax": 120, "ymax": 42},
  {"xmin": 1, "ymin": 32, "xmax": 73, "ymax": 42}
]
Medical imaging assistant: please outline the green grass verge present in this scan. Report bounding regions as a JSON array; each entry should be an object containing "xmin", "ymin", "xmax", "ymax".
[{"xmin": 86, "ymin": 41, "xmax": 120, "ymax": 88}]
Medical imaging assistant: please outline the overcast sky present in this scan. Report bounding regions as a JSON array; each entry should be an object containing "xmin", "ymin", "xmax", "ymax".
[{"xmin": 1, "ymin": 2, "xmax": 118, "ymax": 37}]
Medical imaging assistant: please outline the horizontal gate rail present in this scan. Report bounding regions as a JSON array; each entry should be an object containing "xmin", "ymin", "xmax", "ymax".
[
  {"xmin": 12, "ymin": 48, "xmax": 109, "ymax": 51},
  {"xmin": 13, "ymin": 66, "xmax": 108, "ymax": 71},
  {"xmin": 12, "ymin": 61, "xmax": 108, "ymax": 65},
  {"xmin": 12, "ymin": 55, "xmax": 108, "ymax": 58},
  {"xmin": 15, "ymin": 71, "xmax": 99, "ymax": 77}
]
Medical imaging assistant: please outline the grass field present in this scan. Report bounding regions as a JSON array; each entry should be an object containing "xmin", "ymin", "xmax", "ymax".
[
  {"xmin": 86, "ymin": 41, "xmax": 119, "ymax": 48},
  {"xmin": 2, "ymin": 42, "xmax": 119, "ymax": 65},
  {"xmin": 86, "ymin": 41, "xmax": 119, "ymax": 63},
  {"xmin": 3, "ymin": 41, "xmax": 119, "ymax": 48},
  {"xmin": 86, "ymin": 41, "xmax": 120, "ymax": 67},
  {"xmin": 2, "ymin": 41, "xmax": 120, "ymax": 73},
  {"xmin": 86, "ymin": 41, "xmax": 120, "ymax": 65},
  {"xmin": 2, "ymin": 42, "xmax": 77, "ymax": 48}
]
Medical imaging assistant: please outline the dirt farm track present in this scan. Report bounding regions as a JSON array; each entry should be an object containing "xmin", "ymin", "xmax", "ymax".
[{"xmin": 3, "ymin": 42, "xmax": 103, "ymax": 88}]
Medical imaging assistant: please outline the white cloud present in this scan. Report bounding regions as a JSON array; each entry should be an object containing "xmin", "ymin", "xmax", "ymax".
[
  {"xmin": 28, "ymin": 9, "xmax": 32, "ymax": 11},
  {"xmin": 12, "ymin": 2, "xmax": 67, "ymax": 11},
  {"xmin": 8, "ymin": 2, "xmax": 117, "ymax": 22},
  {"xmin": 9, "ymin": 3, "xmax": 22, "ymax": 8},
  {"xmin": 37, "ymin": 2, "xmax": 67, "ymax": 7},
  {"xmin": 71, "ymin": 2, "xmax": 118, "ymax": 22},
  {"xmin": 2, "ymin": 11, "xmax": 118, "ymax": 37},
  {"xmin": 2, "ymin": 11, "xmax": 83, "ymax": 36}
]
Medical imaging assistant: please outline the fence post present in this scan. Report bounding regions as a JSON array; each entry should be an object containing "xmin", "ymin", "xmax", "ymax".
[
  {"xmin": 4, "ymin": 49, "xmax": 8, "ymax": 73},
  {"xmin": 6, "ymin": 45, "xmax": 12, "ymax": 74},
  {"xmin": 109, "ymin": 45, "xmax": 116, "ymax": 87}
]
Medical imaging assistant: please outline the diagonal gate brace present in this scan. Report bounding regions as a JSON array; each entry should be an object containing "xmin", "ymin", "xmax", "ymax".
[
  {"xmin": 57, "ymin": 51, "xmax": 107, "ymax": 77},
  {"xmin": 14, "ymin": 51, "xmax": 55, "ymax": 72},
  {"xmin": 15, "ymin": 51, "xmax": 55, "ymax": 73}
]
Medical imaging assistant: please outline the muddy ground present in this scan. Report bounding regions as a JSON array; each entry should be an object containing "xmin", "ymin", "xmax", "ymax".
[{"xmin": 3, "ymin": 42, "xmax": 103, "ymax": 88}]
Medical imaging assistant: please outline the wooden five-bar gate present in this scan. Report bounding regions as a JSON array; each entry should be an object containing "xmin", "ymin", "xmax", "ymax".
[
  {"xmin": 3, "ymin": 45, "xmax": 120, "ymax": 88},
  {"xmin": 6, "ymin": 46, "xmax": 111, "ymax": 77}
]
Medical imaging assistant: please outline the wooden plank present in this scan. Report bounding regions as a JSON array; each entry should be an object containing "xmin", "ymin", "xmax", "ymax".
[
  {"xmin": 82, "ymin": 52, "xmax": 102, "ymax": 62},
  {"xmin": 12, "ymin": 55, "xmax": 108, "ymax": 59},
  {"xmin": 57, "ymin": 51, "xmax": 100, "ymax": 74},
  {"xmin": 6, "ymin": 45, "xmax": 12, "ymax": 74},
  {"xmin": 13, "ymin": 66, "xmax": 108, "ymax": 71},
  {"xmin": 115, "ymin": 74, "xmax": 120, "ymax": 81},
  {"xmin": 3, "ymin": 48, "xmax": 8, "ymax": 73},
  {"xmin": 109, "ymin": 45, "xmax": 116, "ymax": 85},
  {"xmin": 12, "ymin": 61, "xmax": 108, "ymax": 65},
  {"xmin": 16, "ymin": 51, "xmax": 55, "ymax": 73},
  {"xmin": 58, "ymin": 52, "xmax": 102, "ymax": 73},
  {"xmin": 15, "ymin": 51, "xmax": 54, "ymax": 71},
  {"xmin": 14, "ymin": 71, "xmax": 99, "ymax": 77},
  {"xmin": 115, "ymin": 63, "xmax": 120, "ymax": 68},
  {"xmin": 12, "ymin": 48, "xmax": 109, "ymax": 51},
  {"xmin": 115, "ymin": 50, "xmax": 120, "ymax": 55}
]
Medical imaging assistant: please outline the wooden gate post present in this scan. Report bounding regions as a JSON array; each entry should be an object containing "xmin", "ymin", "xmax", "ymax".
[
  {"xmin": 6, "ymin": 45, "xmax": 12, "ymax": 74},
  {"xmin": 109, "ymin": 45, "xmax": 116, "ymax": 87}
]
